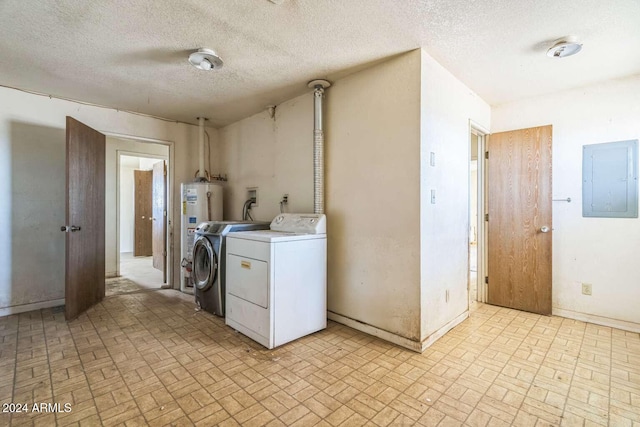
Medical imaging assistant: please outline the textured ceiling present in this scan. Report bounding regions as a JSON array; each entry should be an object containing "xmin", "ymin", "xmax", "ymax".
[{"xmin": 1, "ymin": 0, "xmax": 639, "ymax": 128}]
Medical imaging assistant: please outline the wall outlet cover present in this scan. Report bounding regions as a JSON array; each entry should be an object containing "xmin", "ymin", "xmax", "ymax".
[{"xmin": 247, "ymin": 187, "xmax": 258, "ymax": 206}]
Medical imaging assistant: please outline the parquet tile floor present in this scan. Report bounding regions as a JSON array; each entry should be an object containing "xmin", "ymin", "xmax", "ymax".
[{"xmin": 1, "ymin": 290, "xmax": 638, "ymax": 426}]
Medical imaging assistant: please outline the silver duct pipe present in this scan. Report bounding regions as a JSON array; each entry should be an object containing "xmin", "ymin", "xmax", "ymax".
[
  {"xmin": 308, "ymin": 79, "xmax": 331, "ymax": 214},
  {"xmin": 197, "ymin": 117, "xmax": 207, "ymax": 180}
]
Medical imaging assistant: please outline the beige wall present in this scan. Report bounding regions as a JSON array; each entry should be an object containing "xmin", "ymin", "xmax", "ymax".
[
  {"xmin": 0, "ymin": 86, "xmax": 199, "ymax": 315},
  {"xmin": 326, "ymin": 50, "xmax": 423, "ymax": 341},
  {"xmin": 419, "ymin": 50, "xmax": 491, "ymax": 343},
  {"xmin": 492, "ymin": 75, "xmax": 640, "ymax": 332},
  {"xmin": 218, "ymin": 94, "xmax": 314, "ymax": 221}
]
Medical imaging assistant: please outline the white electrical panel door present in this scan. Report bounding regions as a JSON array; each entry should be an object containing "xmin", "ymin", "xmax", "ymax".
[{"xmin": 583, "ymin": 139, "xmax": 638, "ymax": 218}]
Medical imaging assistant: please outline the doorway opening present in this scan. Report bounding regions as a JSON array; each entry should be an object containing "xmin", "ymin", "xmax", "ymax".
[
  {"xmin": 469, "ymin": 125, "xmax": 487, "ymax": 305},
  {"xmin": 105, "ymin": 135, "xmax": 173, "ymax": 296},
  {"xmin": 118, "ymin": 154, "xmax": 167, "ymax": 290}
]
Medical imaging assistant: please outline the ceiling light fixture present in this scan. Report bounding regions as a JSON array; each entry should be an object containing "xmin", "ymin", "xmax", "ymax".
[
  {"xmin": 188, "ymin": 48, "xmax": 223, "ymax": 70},
  {"xmin": 546, "ymin": 36, "xmax": 582, "ymax": 58}
]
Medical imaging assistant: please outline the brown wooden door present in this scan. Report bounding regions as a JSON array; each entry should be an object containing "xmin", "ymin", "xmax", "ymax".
[
  {"xmin": 65, "ymin": 117, "xmax": 105, "ymax": 320},
  {"xmin": 487, "ymin": 125, "xmax": 552, "ymax": 315},
  {"xmin": 134, "ymin": 170, "xmax": 153, "ymax": 256},
  {"xmin": 152, "ymin": 160, "xmax": 167, "ymax": 282}
]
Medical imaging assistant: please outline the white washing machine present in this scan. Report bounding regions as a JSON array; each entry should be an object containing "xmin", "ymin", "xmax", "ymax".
[{"xmin": 225, "ymin": 213, "xmax": 327, "ymax": 349}]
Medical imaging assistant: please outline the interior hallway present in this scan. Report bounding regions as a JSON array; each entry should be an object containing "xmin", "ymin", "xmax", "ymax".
[
  {"xmin": 1, "ymin": 291, "xmax": 638, "ymax": 426},
  {"xmin": 118, "ymin": 252, "xmax": 165, "ymax": 289}
]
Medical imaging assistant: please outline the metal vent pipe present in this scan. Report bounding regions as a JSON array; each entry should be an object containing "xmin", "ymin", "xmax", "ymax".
[
  {"xmin": 197, "ymin": 117, "xmax": 207, "ymax": 180},
  {"xmin": 308, "ymin": 79, "xmax": 331, "ymax": 214}
]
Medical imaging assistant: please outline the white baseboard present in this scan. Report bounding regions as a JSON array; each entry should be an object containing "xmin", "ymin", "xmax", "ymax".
[
  {"xmin": 0, "ymin": 299, "xmax": 65, "ymax": 317},
  {"xmin": 327, "ymin": 311, "xmax": 423, "ymax": 352},
  {"xmin": 553, "ymin": 308, "xmax": 640, "ymax": 333},
  {"xmin": 327, "ymin": 310, "xmax": 469, "ymax": 353},
  {"xmin": 419, "ymin": 310, "xmax": 469, "ymax": 352}
]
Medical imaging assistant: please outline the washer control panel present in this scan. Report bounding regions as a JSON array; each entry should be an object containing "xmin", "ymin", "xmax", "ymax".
[{"xmin": 270, "ymin": 213, "xmax": 326, "ymax": 234}]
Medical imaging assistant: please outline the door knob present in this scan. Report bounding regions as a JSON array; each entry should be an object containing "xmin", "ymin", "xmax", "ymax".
[
  {"xmin": 540, "ymin": 226, "xmax": 550, "ymax": 233},
  {"xmin": 141, "ymin": 216, "xmax": 145, "ymax": 219},
  {"xmin": 60, "ymin": 225, "xmax": 81, "ymax": 232}
]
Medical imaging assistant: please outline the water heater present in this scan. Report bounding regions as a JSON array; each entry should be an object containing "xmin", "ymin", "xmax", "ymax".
[{"xmin": 180, "ymin": 182, "xmax": 223, "ymax": 293}]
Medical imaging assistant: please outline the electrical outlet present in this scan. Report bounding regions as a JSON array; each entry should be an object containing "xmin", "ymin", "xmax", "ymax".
[
  {"xmin": 282, "ymin": 194, "xmax": 288, "ymax": 204},
  {"xmin": 431, "ymin": 190, "xmax": 436, "ymax": 204},
  {"xmin": 247, "ymin": 187, "xmax": 258, "ymax": 206},
  {"xmin": 582, "ymin": 283, "xmax": 592, "ymax": 296}
]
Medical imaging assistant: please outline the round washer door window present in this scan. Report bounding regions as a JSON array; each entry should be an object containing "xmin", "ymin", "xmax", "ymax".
[{"xmin": 192, "ymin": 238, "xmax": 218, "ymax": 291}]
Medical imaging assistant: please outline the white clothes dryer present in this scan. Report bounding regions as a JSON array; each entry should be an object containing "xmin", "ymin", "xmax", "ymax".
[{"xmin": 225, "ymin": 213, "xmax": 327, "ymax": 349}]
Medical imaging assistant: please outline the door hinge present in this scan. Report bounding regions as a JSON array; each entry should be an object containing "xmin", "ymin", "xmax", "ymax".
[
  {"xmin": 163, "ymin": 251, "xmax": 167, "ymax": 257},
  {"xmin": 485, "ymin": 213, "xmax": 489, "ymax": 221},
  {"xmin": 164, "ymin": 210, "xmax": 167, "ymax": 217},
  {"xmin": 485, "ymin": 276, "xmax": 489, "ymax": 285},
  {"xmin": 485, "ymin": 151, "xmax": 489, "ymax": 159}
]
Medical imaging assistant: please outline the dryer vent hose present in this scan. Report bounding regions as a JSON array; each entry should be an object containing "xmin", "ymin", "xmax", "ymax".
[{"xmin": 309, "ymin": 79, "xmax": 330, "ymax": 214}]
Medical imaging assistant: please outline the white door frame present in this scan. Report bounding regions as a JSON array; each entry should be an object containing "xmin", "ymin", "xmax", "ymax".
[{"xmin": 470, "ymin": 121, "xmax": 489, "ymax": 303}]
